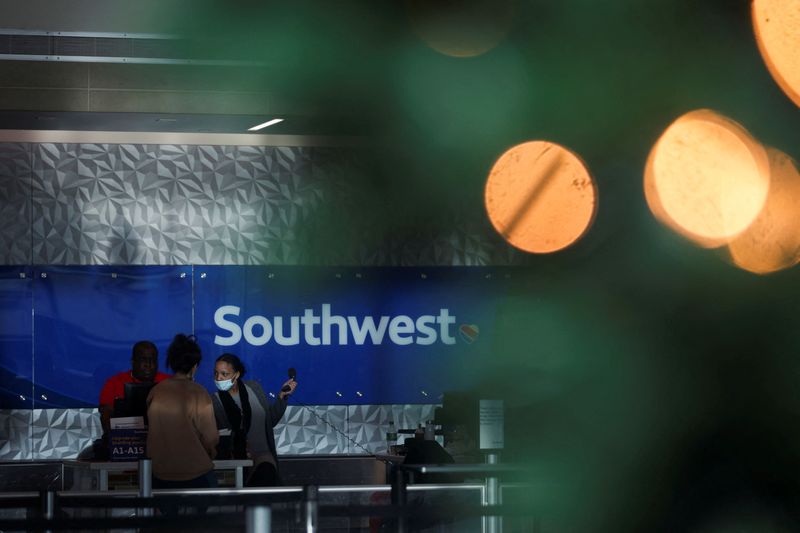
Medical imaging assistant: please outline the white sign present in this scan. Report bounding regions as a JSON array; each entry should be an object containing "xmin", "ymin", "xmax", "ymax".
[{"xmin": 479, "ymin": 399, "xmax": 504, "ymax": 450}]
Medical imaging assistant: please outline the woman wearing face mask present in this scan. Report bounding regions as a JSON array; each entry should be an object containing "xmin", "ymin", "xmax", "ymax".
[
  {"xmin": 146, "ymin": 334, "xmax": 218, "ymax": 513},
  {"xmin": 211, "ymin": 353, "xmax": 297, "ymax": 486}
]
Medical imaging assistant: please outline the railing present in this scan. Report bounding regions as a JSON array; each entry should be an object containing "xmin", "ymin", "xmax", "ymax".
[
  {"xmin": 396, "ymin": 462, "xmax": 516, "ymax": 533},
  {"xmin": 0, "ymin": 459, "xmax": 533, "ymax": 532}
]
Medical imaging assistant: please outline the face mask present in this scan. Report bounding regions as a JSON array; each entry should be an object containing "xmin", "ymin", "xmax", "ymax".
[{"xmin": 215, "ymin": 378, "xmax": 234, "ymax": 392}]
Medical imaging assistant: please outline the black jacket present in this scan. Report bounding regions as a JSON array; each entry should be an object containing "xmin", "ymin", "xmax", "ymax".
[{"xmin": 211, "ymin": 380, "xmax": 287, "ymax": 475}]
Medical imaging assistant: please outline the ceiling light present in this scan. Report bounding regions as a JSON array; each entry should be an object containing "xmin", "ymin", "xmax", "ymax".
[{"xmin": 248, "ymin": 118, "xmax": 283, "ymax": 131}]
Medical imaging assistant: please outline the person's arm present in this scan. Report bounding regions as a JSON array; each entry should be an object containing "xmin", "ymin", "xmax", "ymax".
[
  {"xmin": 98, "ymin": 378, "xmax": 117, "ymax": 434},
  {"xmin": 249, "ymin": 381, "xmax": 288, "ymax": 427},
  {"xmin": 99, "ymin": 405, "xmax": 113, "ymax": 435},
  {"xmin": 210, "ymin": 393, "xmax": 229, "ymax": 430},
  {"xmin": 268, "ymin": 395, "xmax": 287, "ymax": 428},
  {"xmin": 271, "ymin": 378, "xmax": 297, "ymax": 426},
  {"xmin": 195, "ymin": 391, "xmax": 220, "ymax": 459}
]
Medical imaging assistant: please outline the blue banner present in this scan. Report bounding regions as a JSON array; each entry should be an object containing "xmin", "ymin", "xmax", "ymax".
[
  {"xmin": 0, "ymin": 266, "xmax": 500, "ymax": 408},
  {"xmin": 31, "ymin": 266, "xmax": 193, "ymax": 408},
  {"xmin": 194, "ymin": 266, "xmax": 496, "ymax": 404},
  {"xmin": 0, "ymin": 267, "xmax": 33, "ymax": 409}
]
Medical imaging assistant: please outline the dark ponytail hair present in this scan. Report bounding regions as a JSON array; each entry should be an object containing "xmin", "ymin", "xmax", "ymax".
[
  {"xmin": 166, "ymin": 334, "xmax": 201, "ymax": 374},
  {"xmin": 216, "ymin": 353, "xmax": 246, "ymax": 379}
]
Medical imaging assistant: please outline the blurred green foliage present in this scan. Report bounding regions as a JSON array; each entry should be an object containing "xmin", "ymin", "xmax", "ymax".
[{"xmin": 161, "ymin": 1, "xmax": 800, "ymax": 529}]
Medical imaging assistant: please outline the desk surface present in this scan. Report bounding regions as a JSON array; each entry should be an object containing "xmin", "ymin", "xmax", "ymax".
[{"xmin": 64, "ymin": 459, "xmax": 252, "ymax": 471}]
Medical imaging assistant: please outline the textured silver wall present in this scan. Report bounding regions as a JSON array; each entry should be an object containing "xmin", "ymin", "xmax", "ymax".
[
  {"xmin": 30, "ymin": 143, "xmax": 334, "ymax": 265},
  {"xmin": 0, "ymin": 143, "xmax": 31, "ymax": 265},
  {"xmin": 0, "ymin": 405, "xmax": 436, "ymax": 460},
  {"xmin": 0, "ymin": 138, "xmax": 505, "ymax": 459},
  {"xmin": 0, "ymin": 141, "xmax": 521, "ymax": 266}
]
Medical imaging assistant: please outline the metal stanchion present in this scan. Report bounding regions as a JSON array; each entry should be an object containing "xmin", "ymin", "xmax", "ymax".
[
  {"xmin": 391, "ymin": 469, "xmax": 407, "ymax": 533},
  {"xmin": 246, "ymin": 505, "xmax": 272, "ymax": 533},
  {"xmin": 391, "ymin": 468, "xmax": 407, "ymax": 505},
  {"xmin": 40, "ymin": 490, "xmax": 55, "ymax": 519},
  {"xmin": 138, "ymin": 458, "xmax": 153, "ymax": 517},
  {"xmin": 40, "ymin": 489, "xmax": 55, "ymax": 533},
  {"xmin": 484, "ymin": 453, "xmax": 500, "ymax": 533},
  {"xmin": 304, "ymin": 485, "xmax": 318, "ymax": 533}
]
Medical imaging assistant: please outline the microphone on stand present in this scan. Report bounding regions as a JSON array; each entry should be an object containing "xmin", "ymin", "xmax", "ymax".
[{"xmin": 281, "ymin": 367, "xmax": 296, "ymax": 393}]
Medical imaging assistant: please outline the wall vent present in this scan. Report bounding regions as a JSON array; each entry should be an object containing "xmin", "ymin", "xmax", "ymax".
[{"xmin": 0, "ymin": 30, "xmax": 258, "ymax": 66}]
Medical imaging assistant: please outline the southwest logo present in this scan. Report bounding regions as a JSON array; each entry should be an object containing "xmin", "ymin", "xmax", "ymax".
[
  {"xmin": 214, "ymin": 304, "xmax": 458, "ymax": 347},
  {"xmin": 459, "ymin": 324, "xmax": 479, "ymax": 343}
]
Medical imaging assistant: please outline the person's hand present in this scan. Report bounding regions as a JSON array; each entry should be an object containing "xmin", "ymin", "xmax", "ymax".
[{"xmin": 279, "ymin": 378, "xmax": 297, "ymax": 399}]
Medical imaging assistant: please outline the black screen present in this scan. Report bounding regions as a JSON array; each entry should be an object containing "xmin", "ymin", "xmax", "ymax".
[{"xmin": 119, "ymin": 382, "xmax": 155, "ymax": 420}]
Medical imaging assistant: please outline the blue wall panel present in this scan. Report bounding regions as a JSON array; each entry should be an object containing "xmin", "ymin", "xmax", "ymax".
[
  {"xmin": 0, "ymin": 267, "xmax": 33, "ymax": 409},
  {"xmin": 31, "ymin": 266, "xmax": 193, "ymax": 408}
]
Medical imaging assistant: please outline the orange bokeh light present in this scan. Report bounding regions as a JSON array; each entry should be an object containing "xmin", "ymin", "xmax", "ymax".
[
  {"xmin": 728, "ymin": 147, "xmax": 800, "ymax": 274},
  {"xmin": 753, "ymin": 0, "xmax": 800, "ymax": 108},
  {"xmin": 644, "ymin": 110, "xmax": 770, "ymax": 247},
  {"xmin": 484, "ymin": 141, "xmax": 597, "ymax": 254},
  {"xmin": 644, "ymin": 134, "xmax": 728, "ymax": 249}
]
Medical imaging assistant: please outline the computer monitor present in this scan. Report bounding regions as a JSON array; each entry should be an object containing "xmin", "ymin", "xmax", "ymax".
[{"xmin": 115, "ymin": 382, "xmax": 155, "ymax": 421}]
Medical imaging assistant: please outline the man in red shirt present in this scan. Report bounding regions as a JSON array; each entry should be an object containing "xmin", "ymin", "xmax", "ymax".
[{"xmin": 98, "ymin": 340, "xmax": 170, "ymax": 433}]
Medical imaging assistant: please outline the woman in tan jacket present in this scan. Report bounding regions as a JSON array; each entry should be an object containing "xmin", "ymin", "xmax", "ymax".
[{"xmin": 146, "ymin": 334, "xmax": 219, "ymax": 496}]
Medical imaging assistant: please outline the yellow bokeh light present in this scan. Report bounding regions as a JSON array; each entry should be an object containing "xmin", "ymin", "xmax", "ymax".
[
  {"xmin": 728, "ymin": 147, "xmax": 800, "ymax": 274},
  {"xmin": 484, "ymin": 141, "xmax": 597, "ymax": 254},
  {"xmin": 645, "ymin": 110, "xmax": 770, "ymax": 246},
  {"xmin": 753, "ymin": 0, "xmax": 800, "ymax": 108},
  {"xmin": 406, "ymin": 0, "xmax": 513, "ymax": 58}
]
